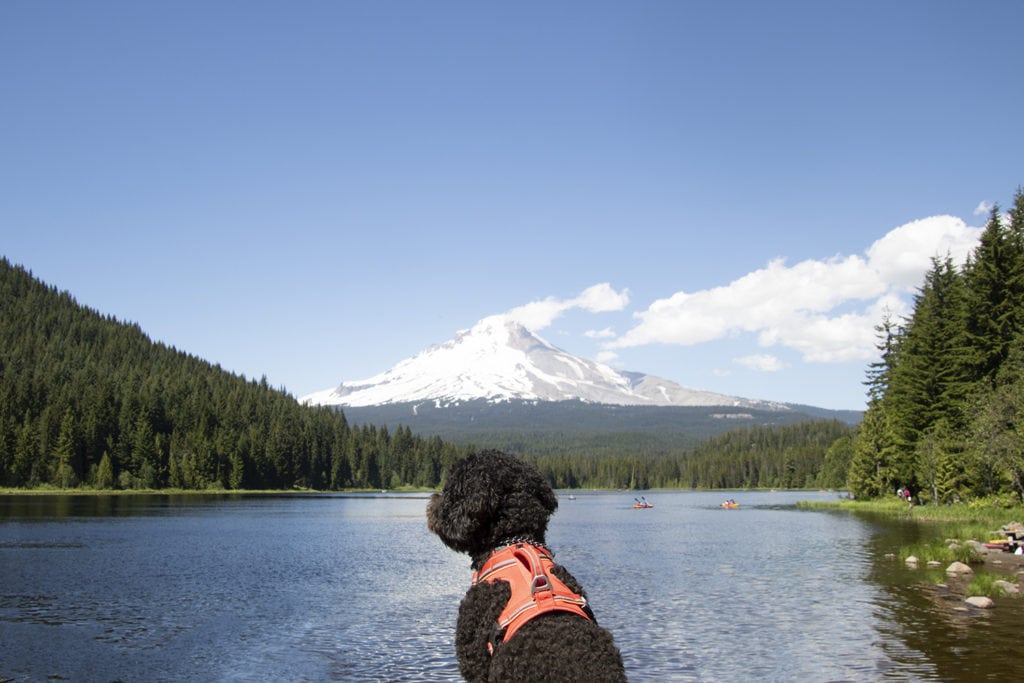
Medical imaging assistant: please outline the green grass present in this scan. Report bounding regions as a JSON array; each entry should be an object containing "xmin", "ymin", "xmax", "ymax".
[
  {"xmin": 798, "ymin": 498, "xmax": 1024, "ymax": 525},
  {"xmin": 967, "ymin": 572, "xmax": 1022, "ymax": 598},
  {"xmin": 900, "ymin": 537, "xmax": 981, "ymax": 566},
  {"xmin": 798, "ymin": 498, "xmax": 1024, "ymax": 548},
  {"xmin": 0, "ymin": 486, "xmax": 432, "ymax": 496}
]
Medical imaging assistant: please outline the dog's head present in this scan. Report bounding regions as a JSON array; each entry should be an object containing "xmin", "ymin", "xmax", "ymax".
[{"xmin": 427, "ymin": 450, "xmax": 558, "ymax": 556}]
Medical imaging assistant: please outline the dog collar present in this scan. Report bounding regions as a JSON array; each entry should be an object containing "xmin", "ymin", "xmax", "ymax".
[{"xmin": 493, "ymin": 536, "xmax": 547, "ymax": 553}]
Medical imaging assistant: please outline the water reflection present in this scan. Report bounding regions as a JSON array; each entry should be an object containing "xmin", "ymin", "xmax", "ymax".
[
  {"xmin": 856, "ymin": 511, "xmax": 1024, "ymax": 681},
  {"xmin": 1, "ymin": 492, "xmax": 1022, "ymax": 681}
]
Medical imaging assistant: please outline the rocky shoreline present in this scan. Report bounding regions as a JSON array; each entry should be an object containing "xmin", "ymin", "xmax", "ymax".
[{"xmin": 901, "ymin": 529, "xmax": 1024, "ymax": 610}]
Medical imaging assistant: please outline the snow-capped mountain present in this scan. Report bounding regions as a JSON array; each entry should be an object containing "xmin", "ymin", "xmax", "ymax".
[{"xmin": 301, "ymin": 315, "xmax": 788, "ymax": 411}]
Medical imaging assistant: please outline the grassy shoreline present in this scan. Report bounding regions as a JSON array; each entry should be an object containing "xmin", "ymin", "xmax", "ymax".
[
  {"xmin": 800, "ymin": 498, "xmax": 1024, "ymax": 598},
  {"xmin": 0, "ymin": 486, "xmax": 435, "ymax": 496},
  {"xmin": 797, "ymin": 498, "xmax": 1024, "ymax": 554},
  {"xmin": 797, "ymin": 497, "xmax": 1024, "ymax": 528},
  {"xmin": 801, "ymin": 496, "xmax": 1021, "ymax": 515}
]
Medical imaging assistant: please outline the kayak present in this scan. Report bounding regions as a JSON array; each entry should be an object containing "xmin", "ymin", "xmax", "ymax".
[
  {"xmin": 721, "ymin": 502, "xmax": 739, "ymax": 509},
  {"xmin": 632, "ymin": 503, "xmax": 654, "ymax": 509}
]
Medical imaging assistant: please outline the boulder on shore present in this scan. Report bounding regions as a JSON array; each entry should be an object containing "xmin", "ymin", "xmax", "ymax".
[
  {"xmin": 965, "ymin": 540, "xmax": 988, "ymax": 554},
  {"xmin": 946, "ymin": 561, "xmax": 974, "ymax": 575}
]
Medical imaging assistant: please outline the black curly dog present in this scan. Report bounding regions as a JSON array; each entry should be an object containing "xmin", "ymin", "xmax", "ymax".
[{"xmin": 427, "ymin": 450, "xmax": 627, "ymax": 682}]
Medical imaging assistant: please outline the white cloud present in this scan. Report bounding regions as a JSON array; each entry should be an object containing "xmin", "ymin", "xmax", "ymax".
[
  {"xmin": 505, "ymin": 283, "xmax": 629, "ymax": 331},
  {"xmin": 585, "ymin": 327, "xmax": 617, "ymax": 339},
  {"xmin": 974, "ymin": 200, "xmax": 993, "ymax": 216},
  {"xmin": 865, "ymin": 215, "xmax": 982, "ymax": 290},
  {"xmin": 605, "ymin": 215, "xmax": 981, "ymax": 364},
  {"xmin": 595, "ymin": 350, "xmax": 619, "ymax": 364},
  {"xmin": 575, "ymin": 283, "xmax": 630, "ymax": 312},
  {"xmin": 734, "ymin": 354, "xmax": 785, "ymax": 372},
  {"xmin": 608, "ymin": 255, "xmax": 885, "ymax": 349}
]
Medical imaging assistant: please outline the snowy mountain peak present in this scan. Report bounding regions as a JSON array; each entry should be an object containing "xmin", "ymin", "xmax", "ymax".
[{"xmin": 300, "ymin": 315, "xmax": 786, "ymax": 410}]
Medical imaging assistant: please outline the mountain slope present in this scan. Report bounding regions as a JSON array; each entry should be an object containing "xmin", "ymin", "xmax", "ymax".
[
  {"xmin": 0, "ymin": 257, "xmax": 467, "ymax": 491},
  {"xmin": 302, "ymin": 315, "xmax": 787, "ymax": 410},
  {"xmin": 339, "ymin": 399, "xmax": 861, "ymax": 459}
]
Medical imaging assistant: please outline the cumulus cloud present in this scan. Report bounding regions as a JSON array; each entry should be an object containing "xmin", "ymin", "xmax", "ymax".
[
  {"xmin": 865, "ymin": 215, "xmax": 981, "ymax": 290},
  {"xmin": 605, "ymin": 215, "xmax": 982, "ymax": 364},
  {"xmin": 974, "ymin": 200, "xmax": 993, "ymax": 216},
  {"xmin": 505, "ymin": 283, "xmax": 629, "ymax": 331},
  {"xmin": 734, "ymin": 354, "xmax": 785, "ymax": 372}
]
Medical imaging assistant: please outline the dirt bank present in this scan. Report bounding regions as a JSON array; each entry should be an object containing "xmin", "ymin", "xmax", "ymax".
[{"xmin": 982, "ymin": 549, "xmax": 1024, "ymax": 575}]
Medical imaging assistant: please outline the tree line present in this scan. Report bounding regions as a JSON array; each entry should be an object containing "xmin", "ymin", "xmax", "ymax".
[
  {"xmin": 528, "ymin": 419, "xmax": 854, "ymax": 490},
  {"xmin": 848, "ymin": 187, "xmax": 1024, "ymax": 504},
  {"xmin": 0, "ymin": 258, "xmax": 467, "ymax": 491},
  {"xmin": 0, "ymin": 255, "xmax": 859, "ymax": 493}
]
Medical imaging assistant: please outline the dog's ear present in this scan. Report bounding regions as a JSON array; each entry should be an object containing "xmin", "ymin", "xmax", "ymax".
[
  {"xmin": 528, "ymin": 465, "xmax": 558, "ymax": 515},
  {"xmin": 426, "ymin": 454, "xmax": 499, "ymax": 553}
]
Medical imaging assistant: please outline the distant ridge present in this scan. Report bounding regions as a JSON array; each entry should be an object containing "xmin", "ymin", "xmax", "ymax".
[{"xmin": 338, "ymin": 399, "xmax": 862, "ymax": 458}]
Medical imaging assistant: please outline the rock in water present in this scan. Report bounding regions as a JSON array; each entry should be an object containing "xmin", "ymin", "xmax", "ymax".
[{"xmin": 965, "ymin": 596, "xmax": 995, "ymax": 609}]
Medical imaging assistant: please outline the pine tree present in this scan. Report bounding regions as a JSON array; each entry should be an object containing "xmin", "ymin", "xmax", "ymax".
[
  {"xmin": 96, "ymin": 451, "xmax": 114, "ymax": 489},
  {"xmin": 12, "ymin": 412, "xmax": 38, "ymax": 486},
  {"xmin": 863, "ymin": 313, "xmax": 900, "ymax": 403},
  {"xmin": 961, "ymin": 206, "xmax": 1020, "ymax": 388},
  {"xmin": 849, "ymin": 316, "xmax": 904, "ymax": 497},
  {"xmin": 228, "ymin": 451, "xmax": 245, "ymax": 490},
  {"xmin": 53, "ymin": 407, "xmax": 78, "ymax": 488},
  {"xmin": 887, "ymin": 257, "xmax": 968, "ymax": 448}
]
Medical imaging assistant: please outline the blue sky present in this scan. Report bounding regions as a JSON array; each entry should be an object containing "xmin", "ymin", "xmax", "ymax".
[{"xmin": 3, "ymin": 1, "xmax": 1022, "ymax": 411}]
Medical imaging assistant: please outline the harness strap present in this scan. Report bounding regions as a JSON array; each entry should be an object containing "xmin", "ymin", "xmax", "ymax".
[{"xmin": 472, "ymin": 542, "xmax": 592, "ymax": 655}]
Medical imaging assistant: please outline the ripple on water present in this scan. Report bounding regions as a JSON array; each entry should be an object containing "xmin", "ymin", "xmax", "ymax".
[{"xmin": 5, "ymin": 491, "xmax": 1020, "ymax": 681}]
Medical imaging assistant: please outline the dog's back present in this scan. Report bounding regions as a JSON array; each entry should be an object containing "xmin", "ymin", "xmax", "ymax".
[
  {"xmin": 487, "ymin": 613, "xmax": 628, "ymax": 682},
  {"xmin": 428, "ymin": 451, "xmax": 627, "ymax": 682}
]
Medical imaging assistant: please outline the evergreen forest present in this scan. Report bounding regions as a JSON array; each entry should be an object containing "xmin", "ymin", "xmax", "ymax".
[
  {"xmin": 530, "ymin": 419, "xmax": 854, "ymax": 490},
  {"xmin": 0, "ymin": 256, "xmax": 854, "ymax": 492},
  {"xmin": 849, "ymin": 187, "xmax": 1024, "ymax": 504},
  {"xmin": 0, "ymin": 258, "xmax": 467, "ymax": 491}
]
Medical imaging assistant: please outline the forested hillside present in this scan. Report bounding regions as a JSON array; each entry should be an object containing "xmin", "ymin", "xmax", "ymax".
[
  {"xmin": 0, "ymin": 258, "xmax": 467, "ymax": 490},
  {"xmin": 0, "ymin": 256, "xmax": 859, "ymax": 492},
  {"xmin": 850, "ymin": 187, "xmax": 1024, "ymax": 504},
  {"xmin": 528, "ymin": 419, "xmax": 854, "ymax": 490},
  {"xmin": 341, "ymin": 400, "xmax": 861, "ymax": 458}
]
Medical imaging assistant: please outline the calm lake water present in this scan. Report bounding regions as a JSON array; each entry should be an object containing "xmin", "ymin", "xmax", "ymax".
[{"xmin": 2, "ymin": 490, "xmax": 1023, "ymax": 682}]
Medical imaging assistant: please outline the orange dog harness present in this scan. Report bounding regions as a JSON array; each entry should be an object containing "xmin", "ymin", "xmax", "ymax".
[{"xmin": 472, "ymin": 542, "xmax": 592, "ymax": 653}]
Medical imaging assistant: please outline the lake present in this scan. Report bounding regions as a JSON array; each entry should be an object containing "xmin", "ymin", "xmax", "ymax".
[{"xmin": 2, "ymin": 490, "xmax": 1022, "ymax": 682}]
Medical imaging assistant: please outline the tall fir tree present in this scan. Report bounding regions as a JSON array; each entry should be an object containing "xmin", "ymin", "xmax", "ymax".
[
  {"xmin": 53, "ymin": 407, "xmax": 78, "ymax": 488},
  {"xmin": 886, "ymin": 257, "xmax": 968, "ymax": 444},
  {"xmin": 849, "ymin": 315, "xmax": 903, "ymax": 498},
  {"xmin": 960, "ymin": 206, "xmax": 1021, "ymax": 388}
]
